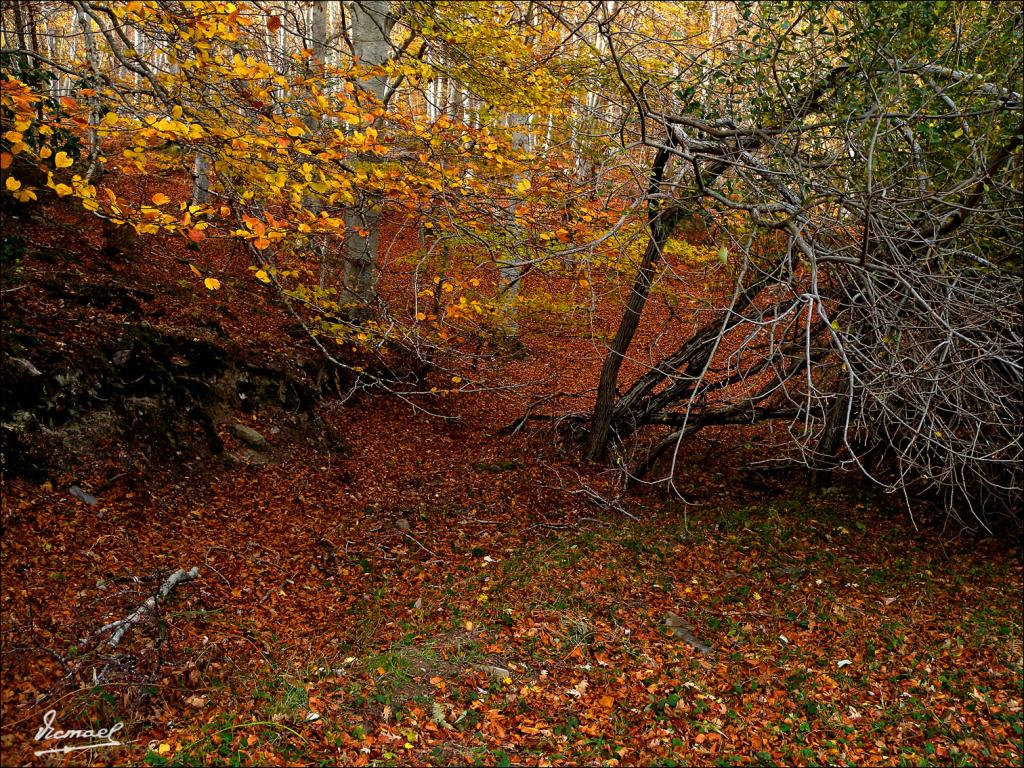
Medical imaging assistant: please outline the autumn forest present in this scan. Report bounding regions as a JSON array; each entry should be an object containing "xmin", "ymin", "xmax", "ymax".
[{"xmin": 1, "ymin": 1, "xmax": 1021, "ymax": 765}]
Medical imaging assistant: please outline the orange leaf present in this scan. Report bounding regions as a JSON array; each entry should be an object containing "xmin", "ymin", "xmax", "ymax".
[
  {"xmin": 152, "ymin": 192, "xmax": 170, "ymax": 205},
  {"xmin": 267, "ymin": 14, "xmax": 281, "ymax": 33},
  {"xmin": 187, "ymin": 228, "xmax": 206, "ymax": 243}
]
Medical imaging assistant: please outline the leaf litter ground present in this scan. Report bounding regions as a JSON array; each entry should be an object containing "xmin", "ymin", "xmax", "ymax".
[{"xmin": 1, "ymin": 190, "xmax": 1021, "ymax": 767}]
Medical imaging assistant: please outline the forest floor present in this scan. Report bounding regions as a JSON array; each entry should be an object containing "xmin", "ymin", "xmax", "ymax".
[{"xmin": 1, "ymin": 185, "xmax": 1021, "ymax": 767}]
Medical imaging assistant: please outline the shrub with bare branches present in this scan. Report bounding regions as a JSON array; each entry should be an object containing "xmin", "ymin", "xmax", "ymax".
[{"xmin": 584, "ymin": 1, "xmax": 1022, "ymax": 530}]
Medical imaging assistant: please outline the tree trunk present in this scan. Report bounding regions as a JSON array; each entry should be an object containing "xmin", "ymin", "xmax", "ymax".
[
  {"xmin": 72, "ymin": 2, "xmax": 101, "ymax": 180},
  {"xmin": 191, "ymin": 153, "xmax": 211, "ymax": 204},
  {"xmin": 499, "ymin": 111, "xmax": 531, "ymax": 338},
  {"xmin": 343, "ymin": 207, "xmax": 380, "ymax": 320},
  {"xmin": 587, "ymin": 211, "xmax": 677, "ymax": 460},
  {"xmin": 304, "ymin": 1, "xmax": 329, "ymax": 213},
  {"xmin": 587, "ymin": 146, "xmax": 678, "ymax": 460},
  {"xmin": 341, "ymin": 0, "xmax": 394, "ymax": 320},
  {"xmin": 310, "ymin": 1, "xmax": 328, "ymax": 65}
]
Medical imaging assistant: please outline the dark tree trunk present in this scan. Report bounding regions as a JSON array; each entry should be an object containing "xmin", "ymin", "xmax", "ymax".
[{"xmin": 587, "ymin": 148, "xmax": 682, "ymax": 460}]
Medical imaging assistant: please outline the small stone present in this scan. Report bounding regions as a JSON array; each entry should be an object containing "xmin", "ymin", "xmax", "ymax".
[
  {"xmin": 69, "ymin": 485, "xmax": 98, "ymax": 505},
  {"xmin": 664, "ymin": 612, "xmax": 712, "ymax": 655},
  {"xmin": 229, "ymin": 422, "xmax": 268, "ymax": 449},
  {"xmin": 7, "ymin": 356, "xmax": 41, "ymax": 377},
  {"xmin": 396, "ymin": 518, "xmax": 411, "ymax": 532},
  {"xmin": 474, "ymin": 664, "xmax": 511, "ymax": 680}
]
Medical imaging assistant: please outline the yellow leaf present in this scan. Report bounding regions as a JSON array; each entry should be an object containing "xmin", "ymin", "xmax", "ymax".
[
  {"xmin": 54, "ymin": 183, "xmax": 73, "ymax": 197},
  {"xmin": 102, "ymin": 111, "xmax": 118, "ymax": 126},
  {"xmin": 5, "ymin": 177, "xmax": 21, "ymax": 191},
  {"xmin": 515, "ymin": 178, "xmax": 531, "ymax": 194},
  {"xmin": 54, "ymin": 151, "xmax": 73, "ymax": 169},
  {"xmin": 464, "ymin": 620, "xmax": 474, "ymax": 631},
  {"xmin": 152, "ymin": 192, "xmax": 171, "ymax": 205},
  {"xmin": 38, "ymin": 147, "xmax": 52, "ymax": 159},
  {"xmin": 286, "ymin": 125, "xmax": 305, "ymax": 137},
  {"xmin": 158, "ymin": 744, "xmax": 171, "ymax": 755},
  {"xmin": 204, "ymin": 277, "xmax": 221, "ymax": 291},
  {"xmin": 451, "ymin": 376, "xmax": 462, "ymax": 384},
  {"xmin": 255, "ymin": 269, "xmax": 270, "ymax": 283}
]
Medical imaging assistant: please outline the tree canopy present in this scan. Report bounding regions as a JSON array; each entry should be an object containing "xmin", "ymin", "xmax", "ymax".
[{"xmin": 2, "ymin": 0, "xmax": 1021, "ymax": 523}]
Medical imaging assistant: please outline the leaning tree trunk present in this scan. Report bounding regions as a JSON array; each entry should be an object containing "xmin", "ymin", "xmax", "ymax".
[{"xmin": 587, "ymin": 147, "xmax": 681, "ymax": 459}]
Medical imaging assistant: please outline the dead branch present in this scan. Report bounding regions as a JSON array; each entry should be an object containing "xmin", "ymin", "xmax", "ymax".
[{"xmin": 95, "ymin": 567, "xmax": 200, "ymax": 648}]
